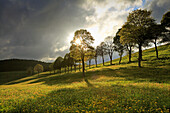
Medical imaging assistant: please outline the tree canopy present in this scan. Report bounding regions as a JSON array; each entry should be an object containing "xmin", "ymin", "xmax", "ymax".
[
  {"xmin": 70, "ymin": 29, "xmax": 94, "ymax": 78},
  {"xmin": 104, "ymin": 36, "xmax": 114, "ymax": 65},
  {"xmin": 113, "ymin": 29, "xmax": 126, "ymax": 64},
  {"xmin": 54, "ymin": 56, "xmax": 64, "ymax": 73},
  {"xmin": 34, "ymin": 64, "xmax": 44, "ymax": 75},
  {"xmin": 161, "ymin": 11, "xmax": 170, "ymax": 27},
  {"xmin": 119, "ymin": 9, "xmax": 155, "ymax": 67}
]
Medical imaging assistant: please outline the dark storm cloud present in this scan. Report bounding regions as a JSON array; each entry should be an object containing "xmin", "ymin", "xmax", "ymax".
[
  {"xmin": 144, "ymin": 0, "xmax": 170, "ymax": 23},
  {"xmin": 0, "ymin": 0, "xmax": 95, "ymax": 61}
]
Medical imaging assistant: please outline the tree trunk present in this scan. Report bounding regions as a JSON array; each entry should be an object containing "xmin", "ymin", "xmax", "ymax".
[
  {"xmin": 79, "ymin": 62, "xmax": 80, "ymax": 71},
  {"xmin": 89, "ymin": 60, "xmax": 91, "ymax": 69},
  {"xmin": 102, "ymin": 55, "xmax": 105, "ymax": 66},
  {"xmin": 141, "ymin": 48, "xmax": 143, "ymax": 61},
  {"xmin": 154, "ymin": 39, "xmax": 159, "ymax": 59},
  {"xmin": 109, "ymin": 55, "xmax": 112, "ymax": 65},
  {"xmin": 81, "ymin": 56, "xmax": 85, "ymax": 79},
  {"xmin": 138, "ymin": 43, "xmax": 142, "ymax": 67},
  {"xmin": 68, "ymin": 66, "xmax": 69, "ymax": 73},
  {"xmin": 65, "ymin": 67, "xmax": 66, "ymax": 73},
  {"xmin": 119, "ymin": 55, "xmax": 122, "ymax": 64},
  {"xmin": 95, "ymin": 57, "xmax": 97, "ymax": 67},
  {"xmin": 129, "ymin": 46, "xmax": 132, "ymax": 62},
  {"xmin": 74, "ymin": 64, "xmax": 76, "ymax": 72},
  {"xmin": 71, "ymin": 65, "xmax": 72, "ymax": 72}
]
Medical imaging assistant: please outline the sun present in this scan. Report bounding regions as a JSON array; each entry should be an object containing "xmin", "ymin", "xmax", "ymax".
[{"xmin": 75, "ymin": 38, "xmax": 81, "ymax": 45}]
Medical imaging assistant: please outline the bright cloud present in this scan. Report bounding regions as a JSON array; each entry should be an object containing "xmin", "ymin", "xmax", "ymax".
[{"xmin": 55, "ymin": 46, "xmax": 68, "ymax": 52}]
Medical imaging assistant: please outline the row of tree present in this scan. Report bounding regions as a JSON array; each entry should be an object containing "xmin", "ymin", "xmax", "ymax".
[
  {"xmin": 118, "ymin": 9, "xmax": 169, "ymax": 67},
  {"xmin": 50, "ymin": 9, "xmax": 169, "ymax": 78}
]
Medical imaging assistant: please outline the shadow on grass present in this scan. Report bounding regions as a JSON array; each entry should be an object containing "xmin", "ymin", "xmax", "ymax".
[
  {"xmin": 6, "ymin": 84, "xmax": 170, "ymax": 113},
  {"xmin": 5, "ymin": 73, "xmax": 51, "ymax": 85},
  {"xmin": 27, "ymin": 66, "xmax": 170, "ymax": 86},
  {"xmin": 0, "ymin": 71, "xmax": 28, "ymax": 85},
  {"xmin": 84, "ymin": 79, "xmax": 94, "ymax": 87}
]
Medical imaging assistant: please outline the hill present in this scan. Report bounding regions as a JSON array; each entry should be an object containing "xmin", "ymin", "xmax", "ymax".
[
  {"xmin": 0, "ymin": 59, "xmax": 50, "ymax": 72},
  {"xmin": 0, "ymin": 44, "xmax": 169, "ymax": 112}
]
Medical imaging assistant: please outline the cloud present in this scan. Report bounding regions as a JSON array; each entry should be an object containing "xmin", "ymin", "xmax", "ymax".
[
  {"xmin": 0, "ymin": 0, "xmax": 94, "ymax": 61},
  {"xmin": 0, "ymin": 0, "xmax": 169, "ymax": 62},
  {"xmin": 81, "ymin": 0, "xmax": 142, "ymax": 46},
  {"xmin": 55, "ymin": 46, "xmax": 68, "ymax": 52},
  {"xmin": 143, "ymin": 0, "xmax": 170, "ymax": 23}
]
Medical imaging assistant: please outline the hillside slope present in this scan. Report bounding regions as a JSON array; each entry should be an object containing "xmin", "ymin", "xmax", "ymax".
[
  {"xmin": 0, "ymin": 59, "xmax": 50, "ymax": 72},
  {"xmin": 0, "ymin": 44, "xmax": 169, "ymax": 112}
]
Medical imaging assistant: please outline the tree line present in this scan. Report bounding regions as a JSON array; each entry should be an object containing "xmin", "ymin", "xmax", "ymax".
[{"xmin": 34, "ymin": 9, "xmax": 170, "ymax": 79}]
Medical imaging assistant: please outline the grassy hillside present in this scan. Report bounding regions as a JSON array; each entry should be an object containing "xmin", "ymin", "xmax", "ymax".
[
  {"xmin": 0, "ymin": 71, "xmax": 27, "ymax": 85},
  {"xmin": 0, "ymin": 44, "xmax": 170, "ymax": 112},
  {"xmin": 0, "ymin": 59, "xmax": 50, "ymax": 72}
]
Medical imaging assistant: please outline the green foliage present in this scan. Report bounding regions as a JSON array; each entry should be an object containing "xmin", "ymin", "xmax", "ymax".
[
  {"xmin": 26, "ymin": 67, "xmax": 33, "ymax": 75},
  {"xmin": 53, "ymin": 57, "xmax": 63, "ymax": 72},
  {"xmin": 64, "ymin": 53, "xmax": 70, "ymax": 67},
  {"xmin": 70, "ymin": 29, "xmax": 95, "ymax": 77},
  {"xmin": 119, "ymin": 9, "xmax": 155, "ymax": 67},
  {"xmin": 161, "ymin": 11, "xmax": 170, "ymax": 43},
  {"xmin": 49, "ymin": 63, "xmax": 54, "ymax": 71},
  {"xmin": 34, "ymin": 64, "xmax": 44, "ymax": 74},
  {"xmin": 161, "ymin": 11, "xmax": 170, "ymax": 27},
  {"xmin": 113, "ymin": 29, "xmax": 126, "ymax": 64},
  {"xmin": 120, "ymin": 9, "xmax": 155, "ymax": 45},
  {"xmin": 70, "ymin": 29, "xmax": 95, "ymax": 60},
  {"xmin": 97, "ymin": 42, "xmax": 107, "ymax": 56},
  {"xmin": 49, "ymin": 63, "xmax": 54, "ymax": 74}
]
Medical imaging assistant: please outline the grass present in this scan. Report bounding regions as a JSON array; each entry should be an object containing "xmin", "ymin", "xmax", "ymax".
[
  {"xmin": 0, "ymin": 71, "xmax": 27, "ymax": 85},
  {"xmin": 0, "ymin": 44, "xmax": 170, "ymax": 113}
]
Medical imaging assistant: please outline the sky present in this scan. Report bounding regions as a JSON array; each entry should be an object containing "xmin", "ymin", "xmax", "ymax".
[{"xmin": 0, "ymin": 0, "xmax": 169, "ymax": 62}]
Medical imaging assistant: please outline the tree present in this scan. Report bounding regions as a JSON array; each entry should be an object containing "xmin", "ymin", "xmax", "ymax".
[
  {"xmin": 94, "ymin": 47, "xmax": 99, "ymax": 67},
  {"xmin": 161, "ymin": 11, "xmax": 170, "ymax": 27},
  {"xmin": 149, "ymin": 24, "xmax": 167, "ymax": 59},
  {"xmin": 104, "ymin": 36, "xmax": 114, "ymax": 65},
  {"xmin": 26, "ymin": 66, "xmax": 33, "ymax": 75},
  {"xmin": 49, "ymin": 63, "xmax": 54, "ymax": 75},
  {"xmin": 87, "ymin": 50, "xmax": 95, "ymax": 69},
  {"xmin": 97, "ymin": 42, "xmax": 107, "ymax": 66},
  {"xmin": 119, "ymin": 9, "xmax": 155, "ymax": 67},
  {"xmin": 68, "ymin": 55, "xmax": 74, "ymax": 72},
  {"xmin": 64, "ymin": 53, "xmax": 70, "ymax": 73},
  {"xmin": 54, "ymin": 56, "xmax": 63, "ymax": 73},
  {"xmin": 70, "ymin": 29, "xmax": 94, "ymax": 79},
  {"xmin": 62, "ymin": 57, "xmax": 67, "ymax": 73},
  {"xmin": 73, "ymin": 60, "xmax": 77, "ymax": 72},
  {"xmin": 34, "ymin": 64, "xmax": 43, "ymax": 75},
  {"xmin": 70, "ymin": 46, "xmax": 82, "ymax": 72},
  {"xmin": 161, "ymin": 11, "xmax": 170, "ymax": 43},
  {"xmin": 118, "ymin": 28, "xmax": 134, "ymax": 63},
  {"xmin": 113, "ymin": 29, "xmax": 126, "ymax": 64}
]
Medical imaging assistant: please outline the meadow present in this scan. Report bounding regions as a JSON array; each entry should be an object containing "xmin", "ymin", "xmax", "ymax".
[{"xmin": 0, "ymin": 44, "xmax": 170, "ymax": 113}]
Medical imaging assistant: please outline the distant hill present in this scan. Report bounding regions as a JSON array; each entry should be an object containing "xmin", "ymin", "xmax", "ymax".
[{"xmin": 0, "ymin": 59, "xmax": 51, "ymax": 72}]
